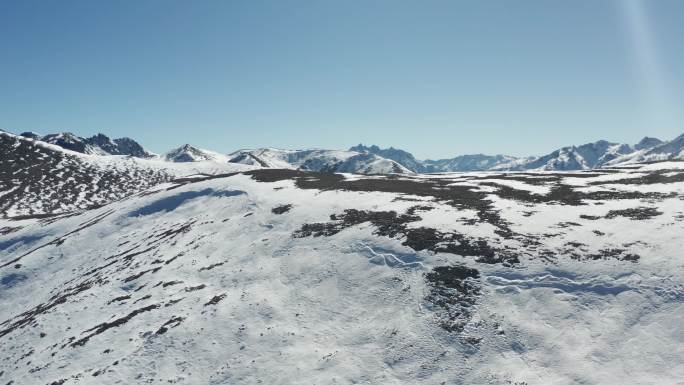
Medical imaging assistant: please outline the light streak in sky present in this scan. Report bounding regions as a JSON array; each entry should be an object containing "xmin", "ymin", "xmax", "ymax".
[{"xmin": 619, "ymin": 0, "xmax": 677, "ymax": 127}]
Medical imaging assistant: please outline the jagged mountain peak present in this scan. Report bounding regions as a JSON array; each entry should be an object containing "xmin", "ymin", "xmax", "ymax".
[
  {"xmin": 641, "ymin": 132, "xmax": 684, "ymax": 158},
  {"xmin": 17, "ymin": 131, "xmax": 156, "ymax": 158},
  {"xmin": 165, "ymin": 144, "xmax": 232, "ymax": 163},
  {"xmin": 350, "ymin": 143, "xmax": 401, "ymax": 153},
  {"xmin": 635, "ymin": 136, "xmax": 663, "ymax": 150},
  {"xmin": 349, "ymin": 144, "xmax": 425, "ymax": 172},
  {"xmin": 19, "ymin": 131, "xmax": 42, "ymax": 140},
  {"xmin": 603, "ymin": 133, "xmax": 684, "ymax": 166}
]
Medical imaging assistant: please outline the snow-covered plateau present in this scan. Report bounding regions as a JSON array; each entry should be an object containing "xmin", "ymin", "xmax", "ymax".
[{"xmin": 1, "ymin": 131, "xmax": 683, "ymax": 384}]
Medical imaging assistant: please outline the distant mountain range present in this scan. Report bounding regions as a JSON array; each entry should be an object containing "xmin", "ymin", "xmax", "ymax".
[
  {"xmin": 5, "ymin": 129, "xmax": 684, "ymax": 174},
  {"xmin": 227, "ymin": 148, "xmax": 411, "ymax": 174},
  {"xmin": 350, "ymin": 135, "xmax": 681, "ymax": 172}
]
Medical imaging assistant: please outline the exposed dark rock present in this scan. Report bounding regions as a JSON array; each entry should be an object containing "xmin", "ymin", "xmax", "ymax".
[
  {"xmin": 604, "ymin": 207, "xmax": 663, "ymax": 220},
  {"xmin": 424, "ymin": 265, "xmax": 481, "ymax": 332},
  {"xmin": 0, "ymin": 280, "xmax": 95, "ymax": 339},
  {"xmin": 107, "ymin": 295, "xmax": 131, "ymax": 304},
  {"xmin": 71, "ymin": 304, "xmax": 160, "ymax": 347},
  {"xmin": 155, "ymin": 316, "xmax": 185, "ymax": 335},
  {"xmin": 271, "ymin": 204, "xmax": 293, "ymax": 214},
  {"xmin": 198, "ymin": 263, "xmax": 224, "ymax": 272},
  {"xmin": 204, "ymin": 293, "xmax": 227, "ymax": 306},
  {"xmin": 294, "ymin": 208, "xmax": 518, "ymax": 265},
  {"xmin": 184, "ymin": 284, "xmax": 207, "ymax": 292}
]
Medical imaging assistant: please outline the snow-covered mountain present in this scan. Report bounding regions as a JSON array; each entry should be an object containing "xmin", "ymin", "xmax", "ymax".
[
  {"xmin": 350, "ymin": 144, "xmax": 522, "ymax": 172},
  {"xmin": 229, "ymin": 148, "xmax": 412, "ymax": 174},
  {"xmin": 634, "ymin": 136, "xmax": 664, "ymax": 150},
  {"xmin": 349, "ymin": 144, "xmax": 426, "ymax": 172},
  {"xmin": 9, "ymin": 129, "xmax": 684, "ymax": 174},
  {"xmin": 6, "ymin": 131, "xmax": 413, "ymax": 175},
  {"xmin": 2, "ymin": 157, "xmax": 683, "ymax": 384},
  {"xmin": 423, "ymin": 154, "xmax": 523, "ymax": 172},
  {"xmin": 497, "ymin": 140, "xmax": 635, "ymax": 171},
  {"xmin": 165, "ymin": 144, "xmax": 234, "ymax": 163},
  {"xmin": 606, "ymin": 133, "xmax": 684, "ymax": 166},
  {"xmin": 491, "ymin": 136, "xmax": 678, "ymax": 171},
  {"xmin": 351, "ymin": 135, "xmax": 680, "ymax": 172},
  {"xmin": 21, "ymin": 132, "xmax": 157, "ymax": 158},
  {"xmin": 349, "ymin": 140, "xmax": 656, "ymax": 172}
]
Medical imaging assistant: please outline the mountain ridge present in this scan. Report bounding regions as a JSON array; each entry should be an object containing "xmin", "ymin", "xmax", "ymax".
[
  {"xmin": 20, "ymin": 131, "xmax": 156, "ymax": 158},
  {"xmin": 350, "ymin": 134, "xmax": 682, "ymax": 172},
  {"xmin": 5, "ymin": 129, "xmax": 684, "ymax": 173}
]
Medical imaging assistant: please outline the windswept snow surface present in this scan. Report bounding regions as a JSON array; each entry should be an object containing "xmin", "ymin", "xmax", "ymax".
[{"xmin": 1, "ymin": 160, "xmax": 683, "ymax": 384}]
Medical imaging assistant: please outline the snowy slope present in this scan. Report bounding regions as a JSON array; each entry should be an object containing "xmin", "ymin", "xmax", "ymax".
[
  {"xmin": 229, "ymin": 148, "xmax": 413, "ymax": 174},
  {"xmin": 0, "ymin": 132, "xmax": 253, "ymax": 219},
  {"xmin": 1, "ymin": 162, "xmax": 683, "ymax": 384}
]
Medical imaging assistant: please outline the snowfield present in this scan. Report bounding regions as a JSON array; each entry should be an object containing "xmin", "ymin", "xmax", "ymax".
[{"xmin": 1, "ymin": 156, "xmax": 683, "ymax": 384}]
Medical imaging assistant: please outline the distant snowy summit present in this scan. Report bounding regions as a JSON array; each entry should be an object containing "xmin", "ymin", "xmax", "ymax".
[
  {"xmin": 164, "ymin": 144, "xmax": 233, "ymax": 163},
  {"xmin": 350, "ymin": 144, "xmax": 522, "ymax": 172},
  {"xmin": 19, "ymin": 131, "xmax": 156, "ymax": 158},
  {"xmin": 505, "ymin": 135, "xmax": 681, "ymax": 170},
  {"xmin": 161, "ymin": 145, "xmax": 410, "ymax": 174},
  {"xmin": 604, "ymin": 134, "xmax": 684, "ymax": 166}
]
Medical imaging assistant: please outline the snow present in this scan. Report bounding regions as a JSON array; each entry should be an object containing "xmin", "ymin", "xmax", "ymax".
[
  {"xmin": 1, "ymin": 161, "xmax": 683, "ymax": 384},
  {"xmin": 3, "ymin": 129, "xmax": 684, "ymax": 384}
]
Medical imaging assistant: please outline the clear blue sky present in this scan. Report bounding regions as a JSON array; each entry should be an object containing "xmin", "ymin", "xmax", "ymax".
[{"xmin": 1, "ymin": 0, "xmax": 683, "ymax": 159}]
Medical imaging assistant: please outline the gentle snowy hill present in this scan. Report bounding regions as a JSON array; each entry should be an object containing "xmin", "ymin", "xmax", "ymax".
[
  {"xmin": 229, "ymin": 148, "xmax": 413, "ymax": 174},
  {"xmin": 1, "ymin": 161, "xmax": 683, "ymax": 384}
]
